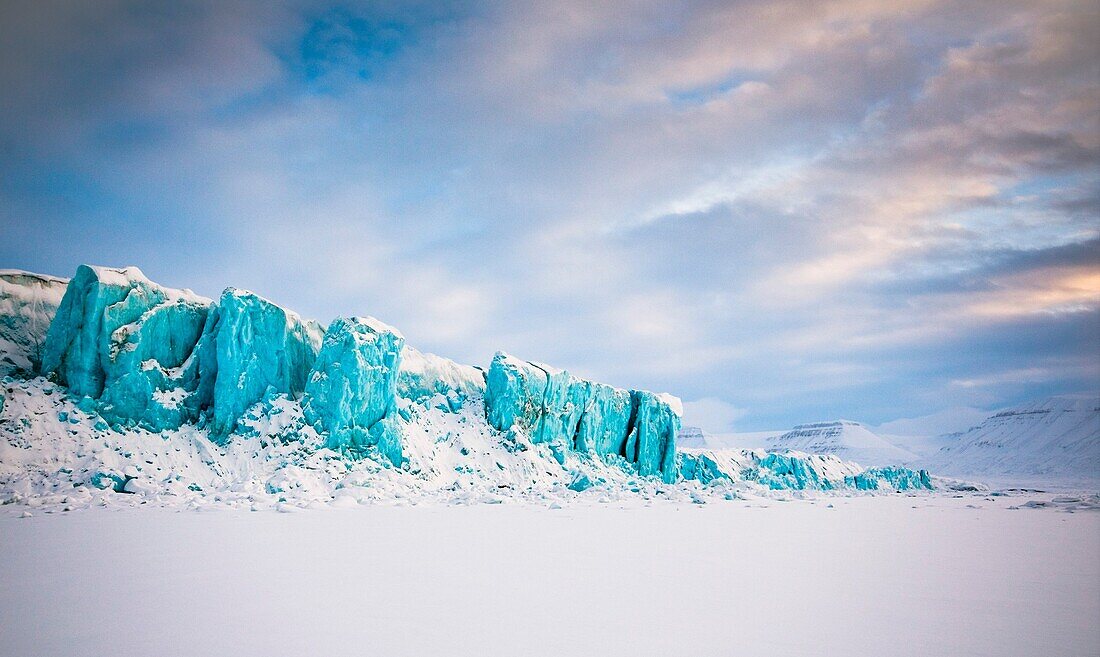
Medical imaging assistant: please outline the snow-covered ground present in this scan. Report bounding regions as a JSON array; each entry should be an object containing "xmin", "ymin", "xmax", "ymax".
[{"xmin": 2, "ymin": 494, "xmax": 1097, "ymax": 657}]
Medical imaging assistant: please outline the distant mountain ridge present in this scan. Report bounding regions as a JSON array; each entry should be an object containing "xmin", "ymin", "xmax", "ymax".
[
  {"xmin": 683, "ymin": 396, "xmax": 1100, "ymax": 486},
  {"xmin": 918, "ymin": 396, "xmax": 1099, "ymax": 485},
  {"xmin": 682, "ymin": 419, "xmax": 918, "ymax": 467},
  {"xmin": 764, "ymin": 420, "xmax": 918, "ymax": 467}
]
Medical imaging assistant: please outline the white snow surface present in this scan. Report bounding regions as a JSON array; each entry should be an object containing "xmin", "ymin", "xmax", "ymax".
[
  {"xmin": 399, "ymin": 345, "xmax": 484, "ymax": 392},
  {"xmin": 1, "ymin": 495, "xmax": 1097, "ymax": 657},
  {"xmin": 91, "ymin": 265, "xmax": 211, "ymax": 305},
  {"xmin": 350, "ymin": 314, "xmax": 405, "ymax": 340}
]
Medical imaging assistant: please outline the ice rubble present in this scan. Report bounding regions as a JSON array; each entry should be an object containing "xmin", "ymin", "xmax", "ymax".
[{"xmin": 0, "ymin": 264, "xmax": 936, "ymax": 509}]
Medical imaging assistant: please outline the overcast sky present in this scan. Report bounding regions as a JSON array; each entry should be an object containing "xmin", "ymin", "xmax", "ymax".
[{"xmin": 1, "ymin": 1, "xmax": 1097, "ymax": 432}]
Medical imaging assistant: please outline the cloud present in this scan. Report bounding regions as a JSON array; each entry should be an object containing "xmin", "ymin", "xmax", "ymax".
[
  {"xmin": 682, "ymin": 398, "xmax": 748, "ymax": 434},
  {"xmin": 0, "ymin": 0, "xmax": 1096, "ymax": 429}
]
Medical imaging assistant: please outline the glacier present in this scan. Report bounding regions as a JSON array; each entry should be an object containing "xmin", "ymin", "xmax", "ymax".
[
  {"xmin": 40, "ymin": 265, "xmax": 212, "ymax": 432},
  {"xmin": 483, "ymin": 352, "xmax": 679, "ymax": 482},
  {"xmin": 0, "ymin": 264, "xmax": 940, "ymax": 508},
  {"xmin": 0, "ymin": 270, "xmax": 68, "ymax": 377},
  {"xmin": 206, "ymin": 287, "xmax": 324, "ymax": 437},
  {"xmin": 303, "ymin": 316, "xmax": 404, "ymax": 465}
]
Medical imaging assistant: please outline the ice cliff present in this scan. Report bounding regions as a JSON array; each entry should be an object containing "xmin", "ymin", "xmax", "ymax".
[
  {"xmin": 0, "ymin": 264, "xmax": 937, "ymax": 507},
  {"xmin": 204, "ymin": 287, "xmax": 324, "ymax": 437},
  {"xmin": 0, "ymin": 270, "xmax": 68, "ymax": 376},
  {"xmin": 29, "ymin": 264, "xmax": 679, "ymax": 481},
  {"xmin": 484, "ymin": 352, "xmax": 678, "ymax": 482},
  {"xmin": 679, "ymin": 448, "xmax": 933, "ymax": 491},
  {"xmin": 40, "ymin": 266, "xmax": 212, "ymax": 432},
  {"xmin": 303, "ymin": 316, "xmax": 404, "ymax": 465}
]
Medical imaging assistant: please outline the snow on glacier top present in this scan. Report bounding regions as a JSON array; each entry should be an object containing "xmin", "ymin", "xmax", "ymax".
[
  {"xmin": 345, "ymin": 315, "xmax": 405, "ymax": 340},
  {"xmin": 0, "ymin": 269, "xmax": 69, "ymax": 284},
  {"xmin": 86, "ymin": 265, "xmax": 212, "ymax": 305}
]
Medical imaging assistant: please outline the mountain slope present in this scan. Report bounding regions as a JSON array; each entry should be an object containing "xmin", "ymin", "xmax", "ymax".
[
  {"xmin": 763, "ymin": 420, "xmax": 918, "ymax": 466},
  {"xmin": 919, "ymin": 396, "xmax": 1100, "ymax": 485}
]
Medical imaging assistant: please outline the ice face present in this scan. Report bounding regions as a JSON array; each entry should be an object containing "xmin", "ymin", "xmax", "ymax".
[
  {"xmin": 302, "ymin": 316, "xmax": 405, "ymax": 465},
  {"xmin": 677, "ymin": 451, "xmax": 730, "ymax": 485},
  {"xmin": 40, "ymin": 265, "xmax": 212, "ymax": 431},
  {"xmin": 679, "ymin": 446, "xmax": 935, "ymax": 491},
  {"xmin": 846, "ymin": 466, "xmax": 933, "ymax": 491},
  {"xmin": 751, "ymin": 452, "xmax": 838, "ymax": 490},
  {"xmin": 484, "ymin": 351, "xmax": 681, "ymax": 482},
  {"xmin": 484, "ymin": 352, "xmax": 549, "ymax": 436},
  {"xmin": 0, "ymin": 270, "xmax": 68, "ymax": 376},
  {"xmin": 208, "ymin": 288, "xmax": 324, "ymax": 438},
  {"xmin": 28, "ymin": 265, "xmax": 689, "ymax": 483},
  {"xmin": 396, "ymin": 345, "xmax": 486, "ymax": 413},
  {"xmin": 574, "ymin": 382, "xmax": 632, "ymax": 457},
  {"xmin": 627, "ymin": 390, "xmax": 680, "ymax": 484}
]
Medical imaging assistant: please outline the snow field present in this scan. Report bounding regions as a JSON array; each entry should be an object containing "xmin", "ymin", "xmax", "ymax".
[{"xmin": 1, "ymin": 495, "xmax": 1096, "ymax": 657}]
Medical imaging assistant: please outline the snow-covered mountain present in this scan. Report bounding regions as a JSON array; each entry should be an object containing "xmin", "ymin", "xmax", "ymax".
[
  {"xmin": 761, "ymin": 420, "xmax": 918, "ymax": 467},
  {"xmin": 681, "ymin": 421, "xmax": 920, "ymax": 467},
  {"xmin": 677, "ymin": 425, "xmax": 708, "ymax": 448},
  {"xmin": 919, "ymin": 396, "xmax": 1100, "ymax": 486}
]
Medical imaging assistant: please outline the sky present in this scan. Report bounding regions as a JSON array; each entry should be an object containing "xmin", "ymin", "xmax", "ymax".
[{"xmin": 1, "ymin": 1, "xmax": 1097, "ymax": 433}]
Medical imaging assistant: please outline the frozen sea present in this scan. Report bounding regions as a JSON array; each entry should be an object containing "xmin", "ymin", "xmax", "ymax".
[{"xmin": 1, "ymin": 493, "xmax": 1096, "ymax": 657}]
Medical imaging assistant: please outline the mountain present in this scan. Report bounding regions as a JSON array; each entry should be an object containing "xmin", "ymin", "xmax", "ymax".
[
  {"xmin": 680, "ymin": 421, "xmax": 918, "ymax": 466},
  {"xmin": 761, "ymin": 420, "xmax": 919, "ymax": 466},
  {"xmin": 918, "ymin": 396, "xmax": 1100, "ymax": 486},
  {"xmin": 677, "ymin": 426, "xmax": 707, "ymax": 448}
]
